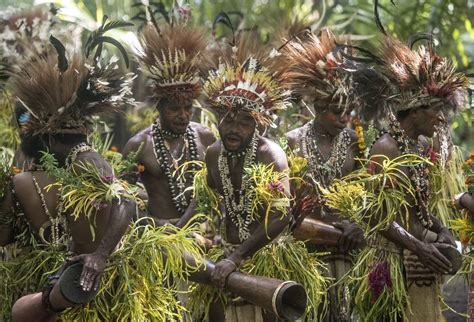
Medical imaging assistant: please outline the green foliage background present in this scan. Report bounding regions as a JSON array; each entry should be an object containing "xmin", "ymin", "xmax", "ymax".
[{"xmin": 1, "ymin": 0, "xmax": 473, "ymax": 149}]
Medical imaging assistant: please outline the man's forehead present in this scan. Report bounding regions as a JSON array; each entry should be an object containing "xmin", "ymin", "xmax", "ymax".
[
  {"xmin": 160, "ymin": 99, "xmax": 193, "ymax": 109},
  {"xmin": 220, "ymin": 109, "xmax": 253, "ymax": 120}
]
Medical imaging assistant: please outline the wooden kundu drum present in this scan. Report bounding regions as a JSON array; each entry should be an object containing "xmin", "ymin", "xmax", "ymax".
[
  {"xmin": 58, "ymin": 262, "xmax": 100, "ymax": 304},
  {"xmin": 293, "ymin": 217, "xmax": 342, "ymax": 247},
  {"xmin": 433, "ymin": 242, "xmax": 463, "ymax": 275},
  {"xmin": 187, "ymin": 257, "xmax": 308, "ymax": 321}
]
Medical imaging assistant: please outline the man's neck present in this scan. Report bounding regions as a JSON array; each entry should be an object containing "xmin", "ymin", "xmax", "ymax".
[
  {"xmin": 312, "ymin": 118, "xmax": 336, "ymax": 140},
  {"xmin": 158, "ymin": 120, "xmax": 186, "ymax": 139},
  {"xmin": 399, "ymin": 118, "xmax": 420, "ymax": 141}
]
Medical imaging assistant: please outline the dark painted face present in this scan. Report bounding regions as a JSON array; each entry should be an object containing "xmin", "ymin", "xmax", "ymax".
[
  {"xmin": 316, "ymin": 106, "xmax": 351, "ymax": 136},
  {"xmin": 218, "ymin": 110, "xmax": 257, "ymax": 152},
  {"xmin": 415, "ymin": 103, "xmax": 445, "ymax": 137},
  {"xmin": 158, "ymin": 99, "xmax": 193, "ymax": 135}
]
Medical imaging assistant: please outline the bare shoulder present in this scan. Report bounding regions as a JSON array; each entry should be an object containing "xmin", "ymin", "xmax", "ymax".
[
  {"xmin": 190, "ymin": 121, "xmax": 216, "ymax": 147},
  {"xmin": 369, "ymin": 133, "xmax": 400, "ymax": 160},
  {"xmin": 205, "ymin": 140, "xmax": 221, "ymax": 161},
  {"xmin": 123, "ymin": 126, "xmax": 152, "ymax": 156},
  {"xmin": 12, "ymin": 171, "xmax": 32, "ymax": 193},
  {"xmin": 258, "ymin": 137, "xmax": 288, "ymax": 171},
  {"xmin": 285, "ymin": 126, "xmax": 305, "ymax": 150},
  {"xmin": 73, "ymin": 150, "xmax": 113, "ymax": 176},
  {"xmin": 346, "ymin": 128, "xmax": 358, "ymax": 143}
]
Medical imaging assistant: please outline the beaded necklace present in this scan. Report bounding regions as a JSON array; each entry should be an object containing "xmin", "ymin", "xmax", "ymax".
[
  {"xmin": 435, "ymin": 122, "xmax": 450, "ymax": 169},
  {"xmin": 65, "ymin": 142, "xmax": 94, "ymax": 168},
  {"xmin": 387, "ymin": 113, "xmax": 433, "ymax": 229},
  {"xmin": 151, "ymin": 120, "xmax": 199, "ymax": 214},
  {"xmin": 218, "ymin": 132, "xmax": 259, "ymax": 242},
  {"xmin": 301, "ymin": 120, "xmax": 351, "ymax": 201},
  {"xmin": 32, "ymin": 174, "xmax": 67, "ymax": 245}
]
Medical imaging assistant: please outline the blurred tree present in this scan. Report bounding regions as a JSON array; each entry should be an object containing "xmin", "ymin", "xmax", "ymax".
[{"xmin": 1, "ymin": 0, "xmax": 472, "ymax": 149}]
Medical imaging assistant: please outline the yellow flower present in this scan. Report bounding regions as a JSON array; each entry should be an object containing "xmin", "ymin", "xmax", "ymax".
[
  {"xmin": 460, "ymin": 231, "xmax": 471, "ymax": 245},
  {"xmin": 110, "ymin": 145, "xmax": 118, "ymax": 152},
  {"xmin": 11, "ymin": 166, "xmax": 22, "ymax": 174},
  {"xmin": 290, "ymin": 156, "xmax": 308, "ymax": 174},
  {"xmin": 359, "ymin": 143, "xmax": 366, "ymax": 150}
]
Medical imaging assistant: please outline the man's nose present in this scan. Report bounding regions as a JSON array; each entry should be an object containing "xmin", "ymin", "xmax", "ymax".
[
  {"xmin": 177, "ymin": 108, "xmax": 188, "ymax": 119},
  {"xmin": 340, "ymin": 113, "xmax": 349, "ymax": 123}
]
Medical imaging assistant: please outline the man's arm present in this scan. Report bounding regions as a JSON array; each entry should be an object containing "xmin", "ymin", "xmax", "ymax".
[
  {"xmin": 69, "ymin": 153, "xmax": 133, "ymax": 291},
  {"xmin": 175, "ymin": 144, "xmax": 216, "ymax": 228},
  {"xmin": 380, "ymin": 222, "xmax": 451, "ymax": 274},
  {"xmin": 175, "ymin": 199, "xmax": 197, "ymax": 228},
  {"xmin": 121, "ymin": 133, "xmax": 146, "ymax": 185},
  {"xmin": 0, "ymin": 187, "xmax": 15, "ymax": 246},
  {"xmin": 429, "ymin": 215, "xmax": 456, "ymax": 246},
  {"xmin": 230, "ymin": 142, "xmax": 291, "ymax": 262},
  {"xmin": 211, "ymin": 142, "xmax": 291, "ymax": 289},
  {"xmin": 369, "ymin": 137, "xmax": 452, "ymax": 274},
  {"xmin": 70, "ymin": 198, "xmax": 133, "ymax": 291}
]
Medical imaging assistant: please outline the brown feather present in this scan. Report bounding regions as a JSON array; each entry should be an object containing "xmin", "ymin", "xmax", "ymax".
[
  {"xmin": 137, "ymin": 23, "xmax": 207, "ymax": 102},
  {"xmin": 282, "ymin": 29, "xmax": 356, "ymax": 111}
]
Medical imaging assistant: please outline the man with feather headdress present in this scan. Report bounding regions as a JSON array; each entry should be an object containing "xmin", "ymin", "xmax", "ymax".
[
  {"xmin": 0, "ymin": 4, "xmax": 82, "ymax": 170},
  {"xmin": 196, "ymin": 34, "xmax": 292, "ymax": 321},
  {"xmin": 0, "ymin": 18, "xmax": 137, "ymax": 320},
  {"xmin": 283, "ymin": 28, "xmax": 365, "ymax": 322},
  {"xmin": 329, "ymin": 7, "xmax": 470, "ymax": 319},
  {"xmin": 122, "ymin": 4, "xmax": 216, "ymax": 229},
  {"xmin": 186, "ymin": 30, "xmax": 329, "ymax": 321}
]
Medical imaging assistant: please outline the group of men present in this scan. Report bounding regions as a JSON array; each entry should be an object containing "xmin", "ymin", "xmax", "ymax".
[{"xmin": 0, "ymin": 3, "xmax": 472, "ymax": 322}]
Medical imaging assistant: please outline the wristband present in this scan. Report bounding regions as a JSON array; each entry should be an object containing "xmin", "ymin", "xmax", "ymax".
[{"xmin": 221, "ymin": 258, "xmax": 238, "ymax": 268}]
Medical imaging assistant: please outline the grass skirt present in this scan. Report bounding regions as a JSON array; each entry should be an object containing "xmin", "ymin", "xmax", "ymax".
[
  {"xmin": 347, "ymin": 238, "xmax": 409, "ymax": 322},
  {"xmin": 0, "ymin": 244, "xmax": 66, "ymax": 320},
  {"xmin": 60, "ymin": 220, "xmax": 205, "ymax": 321},
  {"xmin": 1, "ymin": 220, "xmax": 205, "ymax": 321}
]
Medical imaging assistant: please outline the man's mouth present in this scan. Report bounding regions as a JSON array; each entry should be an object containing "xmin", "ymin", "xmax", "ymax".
[
  {"xmin": 225, "ymin": 135, "xmax": 241, "ymax": 143},
  {"xmin": 224, "ymin": 134, "xmax": 242, "ymax": 149}
]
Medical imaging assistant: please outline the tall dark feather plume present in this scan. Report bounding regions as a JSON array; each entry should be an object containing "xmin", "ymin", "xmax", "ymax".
[
  {"xmin": 85, "ymin": 15, "xmax": 133, "ymax": 67},
  {"xmin": 374, "ymin": 0, "xmax": 387, "ymax": 35},
  {"xmin": 49, "ymin": 35, "xmax": 68, "ymax": 72},
  {"xmin": 212, "ymin": 12, "xmax": 236, "ymax": 46},
  {"xmin": 407, "ymin": 32, "xmax": 435, "ymax": 49}
]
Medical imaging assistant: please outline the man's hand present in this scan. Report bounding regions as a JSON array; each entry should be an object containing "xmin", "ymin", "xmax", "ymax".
[
  {"xmin": 414, "ymin": 242, "xmax": 452, "ymax": 274},
  {"xmin": 211, "ymin": 259, "xmax": 237, "ymax": 290},
  {"xmin": 436, "ymin": 228, "xmax": 456, "ymax": 247},
  {"xmin": 69, "ymin": 253, "xmax": 107, "ymax": 292},
  {"xmin": 333, "ymin": 220, "xmax": 365, "ymax": 253}
]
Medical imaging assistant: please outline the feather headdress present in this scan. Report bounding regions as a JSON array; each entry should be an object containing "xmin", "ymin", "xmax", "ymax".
[
  {"xmin": 10, "ymin": 16, "xmax": 135, "ymax": 136},
  {"xmin": 282, "ymin": 28, "xmax": 357, "ymax": 112},
  {"xmin": 353, "ymin": 0, "xmax": 469, "ymax": 118},
  {"xmin": 137, "ymin": 16, "xmax": 207, "ymax": 103},
  {"xmin": 203, "ymin": 24, "xmax": 291, "ymax": 127},
  {"xmin": 376, "ymin": 36, "xmax": 468, "ymax": 113}
]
